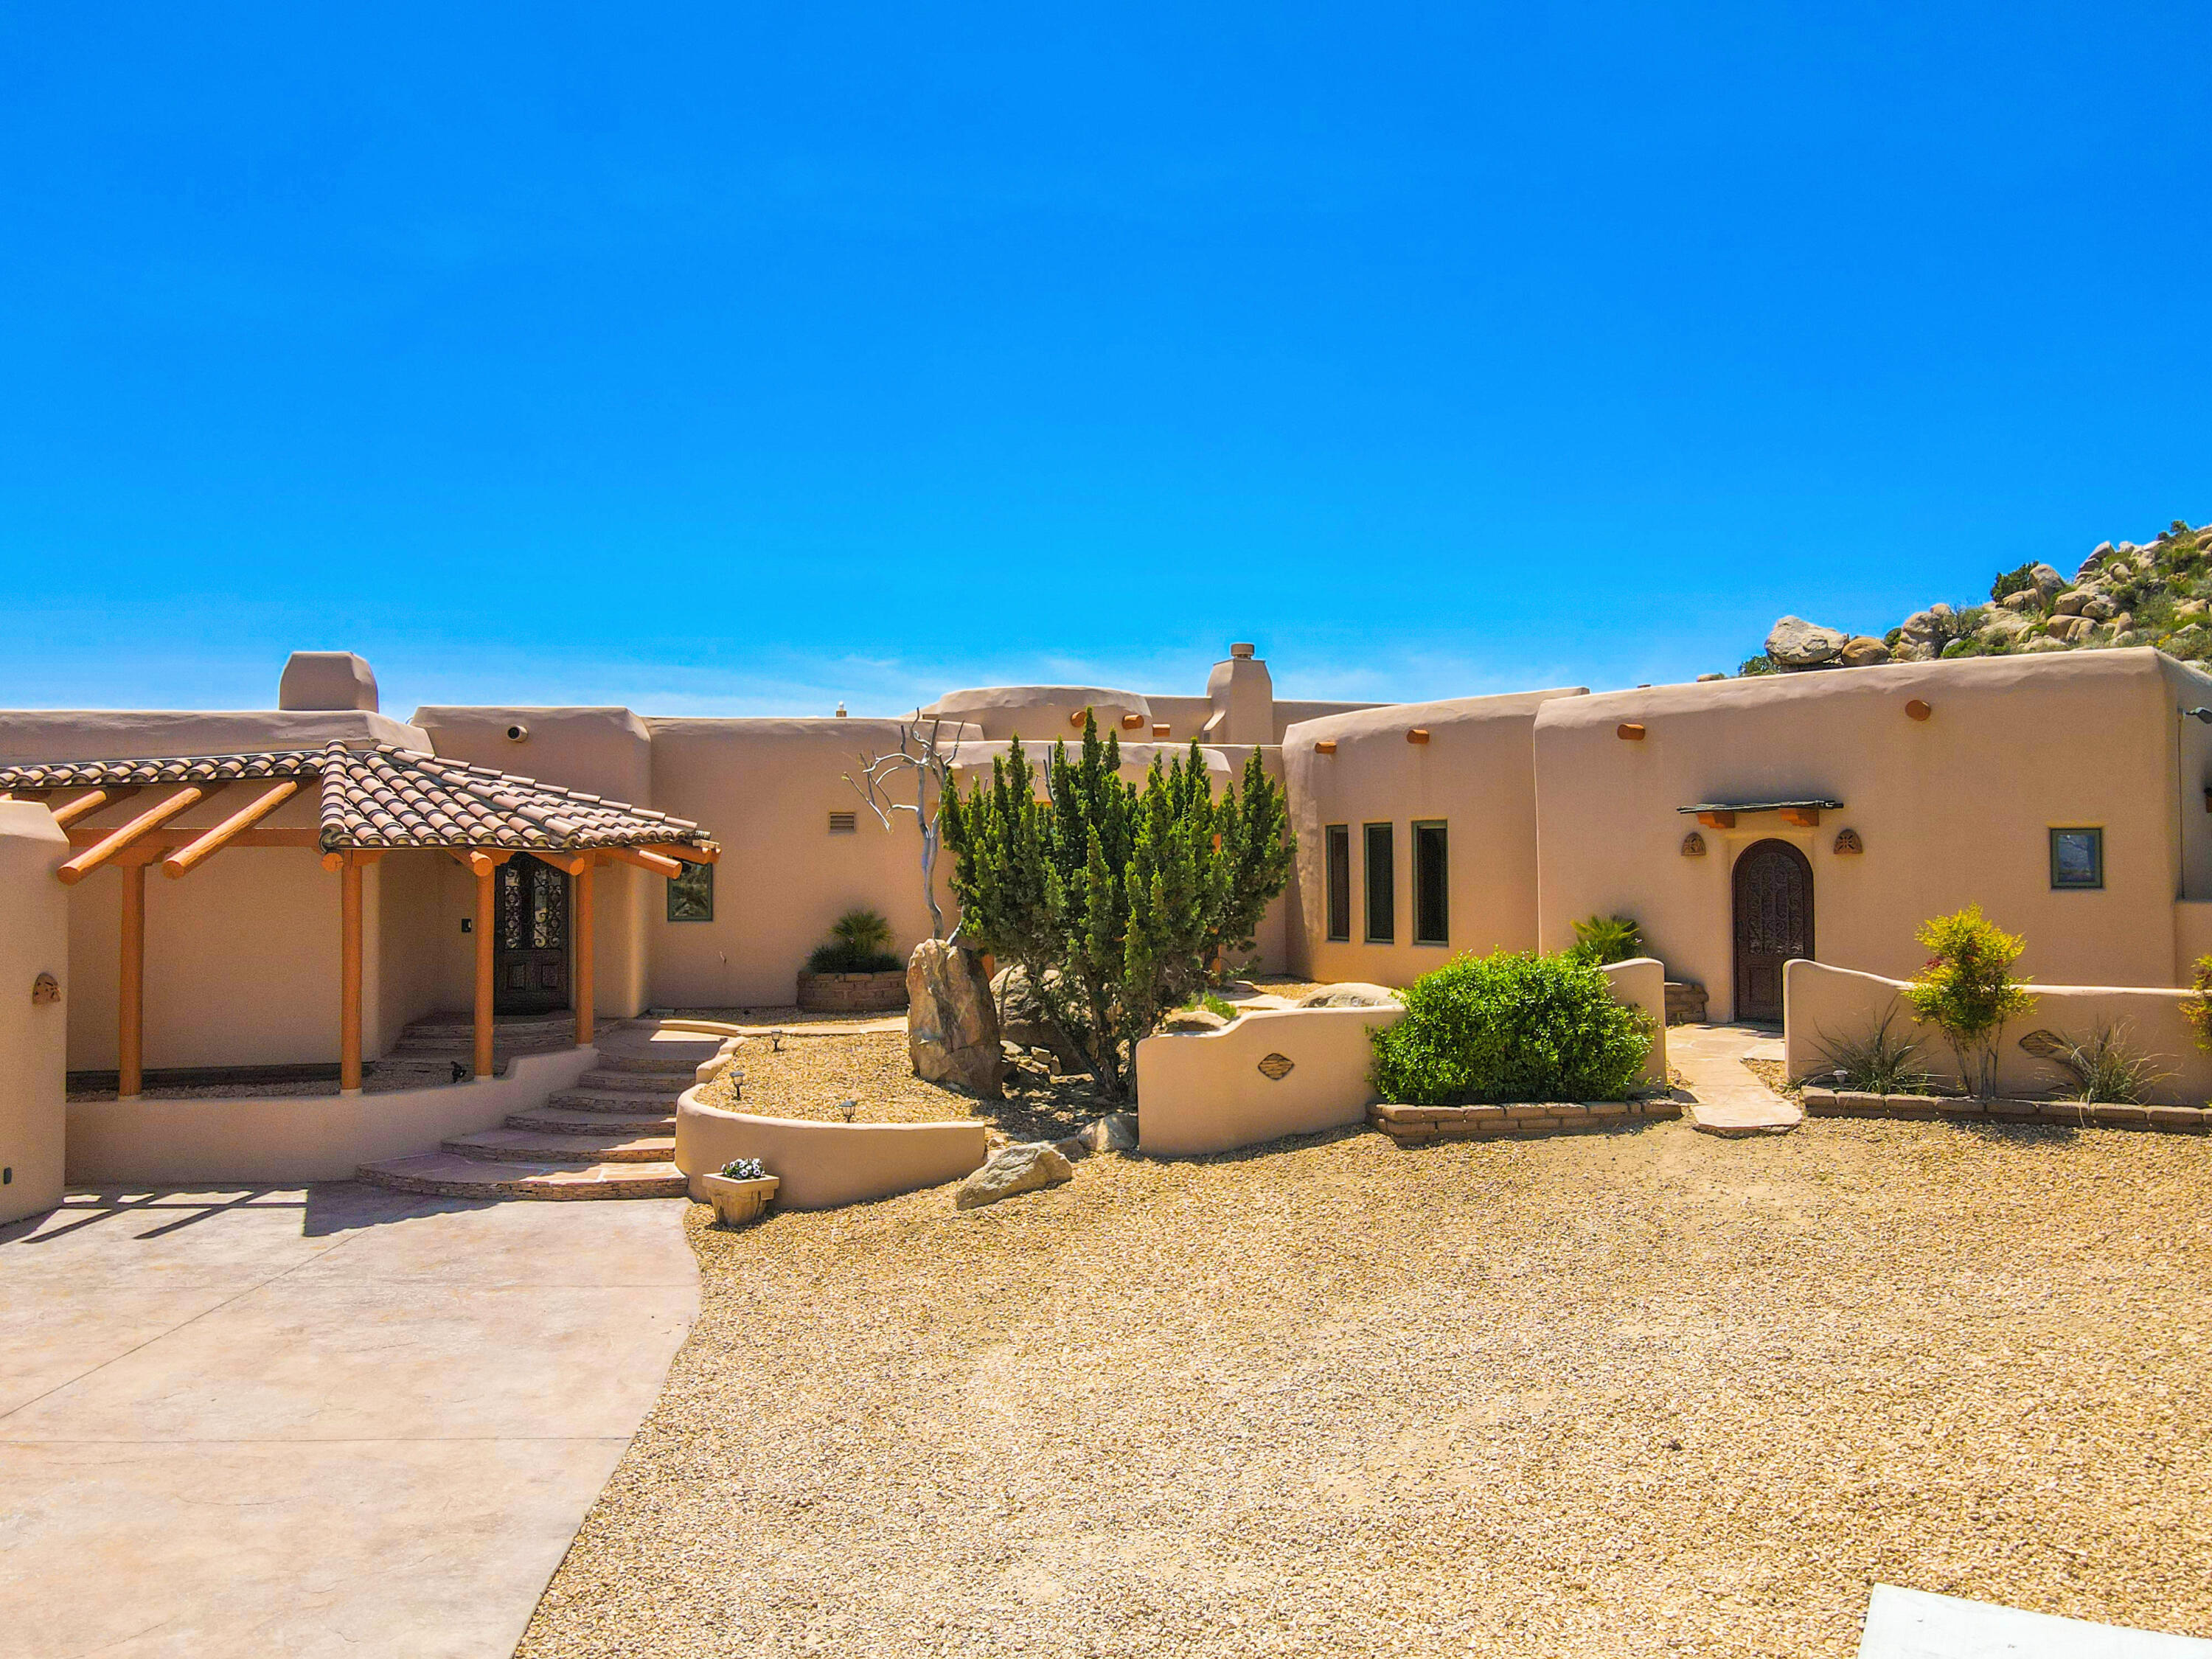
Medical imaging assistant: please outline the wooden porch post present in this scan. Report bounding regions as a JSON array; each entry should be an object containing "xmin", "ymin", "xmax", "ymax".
[
  {"xmin": 574, "ymin": 855, "xmax": 595, "ymax": 1047},
  {"xmin": 119, "ymin": 859, "xmax": 145, "ymax": 1099},
  {"xmin": 474, "ymin": 857, "xmax": 496, "ymax": 1079},
  {"xmin": 339, "ymin": 854, "xmax": 364, "ymax": 1094}
]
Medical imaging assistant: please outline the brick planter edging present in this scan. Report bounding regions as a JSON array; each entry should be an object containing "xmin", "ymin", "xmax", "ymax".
[
  {"xmin": 796, "ymin": 970, "xmax": 911, "ymax": 1014},
  {"xmin": 1371, "ymin": 1099, "xmax": 1682, "ymax": 1143},
  {"xmin": 1801, "ymin": 1087, "xmax": 2212, "ymax": 1133}
]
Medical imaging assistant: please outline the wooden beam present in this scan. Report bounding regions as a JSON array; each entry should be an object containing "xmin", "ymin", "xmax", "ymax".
[
  {"xmin": 1780, "ymin": 807, "xmax": 1821, "ymax": 828},
  {"xmin": 1697, "ymin": 810, "xmax": 1736, "ymax": 830},
  {"xmin": 605, "ymin": 845, "xmax": 684, "ymax": 877},
  {"xmin": 119, "ymin": 861, "xmax": 145, "ymax": 1098},
  {"xmin": 644, "ymin": 842, "xmax": 718, "ymax": 865},
  {"xmin": 1616, "ymin": 723, "xmax": 1647, "ymax": 741},
  {"xmin": 340, "ymin": 854, "xmax": 364, "ymax": 1093},
  {"xmin": 71, "ymin": 824, "xmax": 314, "ymax": 851},
  {"xmin": 1406, "ymin": 728, "xmax": 1431, "ymax": 745},
  {"xmin": 1315, "ymin": 740, "xmax": 1338, "ymax": 755},
  {"xmin": 60, "ymin": 787, "xmax": 217, "ymax": 885},
  {"xmin": 474, "ymin": 860, "xmax": 497, "ymax": 1079},
  {"xmin": 161, "ymin": 781, "xmax": 300, "ymax": 879},
  {"xmin": 532, "ymin": 851, "xmax": 593, "ymax": 877},
  {"xmin": 574, "ymin": 858, "xmax": 595, "ymax": 1048},
  {"xmin": 447, "ymin": 847, "xmax": 514, "ymax": 877},
  {"xmin": 52, "ymin": 786, "xmax": 141, "ymax": 830}
]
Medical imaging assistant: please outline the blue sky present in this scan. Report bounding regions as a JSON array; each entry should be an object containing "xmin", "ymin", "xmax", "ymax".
[{"xmin": 4, "ymin": 4, "xmax": 2208, "ymax": 717}]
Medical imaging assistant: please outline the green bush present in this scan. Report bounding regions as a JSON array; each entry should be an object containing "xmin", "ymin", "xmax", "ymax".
[
  {"xmin": 1369, "ymin": 951, "xmax": 1652, "ymax": 1105},
  {"xmin": 807, "ymin": 907, "xmax": 903, "ymax": 973},
  {"xmin": 1989, "ymin": 563, "xmax": 2040, "ymax": 603},
  {"xmin": 2032, "ymin": 1022, "xmax": 2170, "ymax": 1105},
  {"xmin": 1902, "ymin": 906, "xmax": 2036, "ymax": 1096},
  {"xmin": 1738, "ymin": 653, "xmax": 1778, "ymax": 677},
  {"xmin": 1570, "ymin": 914, "xmax": 1644, "ymax": 966},
  {"xmin": 1812, "ymin": 1004, "xmax": 1935, "ymax": 1093}
]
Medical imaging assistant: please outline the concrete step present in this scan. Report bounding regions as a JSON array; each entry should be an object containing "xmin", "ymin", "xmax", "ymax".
[
  {"xmin": 505, "ymin": 1105, "xmax": 678, "ymax": 1135},
  {"xmin": 443, "ymin": 1127, "xmax": 675, "ymax": 1164},
  {"xmin": 574, "ymin": 1068, "xmax": 691, "ymax": 1094},
  {"xmin": 546, "ymin": 1086, "xmax": 685, "ymax": 1114},
  {"xmin": 356, "ymin": 1152, "xmax": 686, "ymax": 1201},
  {"xmin": 591, "ymin": 1027, "xmax": 724, "ymax": 1076}
]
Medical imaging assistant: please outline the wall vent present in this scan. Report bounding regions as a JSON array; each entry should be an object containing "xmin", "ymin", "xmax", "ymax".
[{"xmin": 828, "ymin": 811, "xmax": 858, "ymax": 835}]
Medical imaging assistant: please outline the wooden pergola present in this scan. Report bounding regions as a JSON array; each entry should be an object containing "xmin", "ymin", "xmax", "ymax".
[{"xmin": 0, "ymin": 742, "xmax": 720, "ymax": 1098}]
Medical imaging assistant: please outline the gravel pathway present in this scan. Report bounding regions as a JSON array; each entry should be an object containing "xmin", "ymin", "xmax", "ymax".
[{"xmin": 520, "ymin": 1105, "xmax": 2212, "ymax": 1658}]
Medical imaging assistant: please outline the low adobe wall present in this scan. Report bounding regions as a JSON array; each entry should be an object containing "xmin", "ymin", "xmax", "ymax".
[
  {"xmin": 65, "ymin": 1046, "xmax": 600, "ymax": 1186},
  {"xmin": 672, "ymin": 1044, "xmax": 988, "ymax": 1209},
  {"xmin": 1138, "ymin": 961, "xmax": 1672, "ymax": 1158},
  {"xmin": 1136, "ymin": 1004, "xmax": 1408, "ymax": 1157},
  {"xmin": 0, "ymin": 804, "xmax": 70, "ymax": 1225},
  {"xmin": 1784, "ymin": 959, "xmax": 2212, "ymax": 1104}
]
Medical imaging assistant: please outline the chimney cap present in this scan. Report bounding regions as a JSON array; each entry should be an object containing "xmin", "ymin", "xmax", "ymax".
[
  {"xmin": 277, "ymin": 651, "xmax": 379, "ymax": 713},
  {"xmin": 1229, "ymin": 642, "xmax": 1256, "ymax": 660}
]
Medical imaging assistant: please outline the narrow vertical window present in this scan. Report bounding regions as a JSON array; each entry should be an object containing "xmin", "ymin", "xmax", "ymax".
[
  {"xmin": 1325, "ymin": 825, "xmax": 1352, "ymax": 942},
  {"xmin": 1413, "ymin": 821, "xmax": 1449, "ymax": 945},
  {"xmin": 1364, "ymin": 822, "xmax": 1395, "ymax": 943}
]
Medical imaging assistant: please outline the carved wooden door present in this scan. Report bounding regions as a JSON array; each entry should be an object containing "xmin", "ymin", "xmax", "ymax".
[
  {"xmin": 1732, "ymin": 839, "xmax": 1812, "ymax": 1023},
  {"xmin": 495, "ymin": 855, "xmax": 571, "ymax": 1015}
]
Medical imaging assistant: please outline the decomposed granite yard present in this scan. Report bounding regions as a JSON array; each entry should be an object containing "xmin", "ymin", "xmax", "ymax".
[{"xmin": 518, "ymin": 1093, "xmax": 2212, "ymax": 1658}]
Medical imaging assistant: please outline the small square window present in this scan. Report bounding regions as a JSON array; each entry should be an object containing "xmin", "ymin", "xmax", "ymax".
[
  {"xmin": 2049, "ymin": 827, "xmax": 2103, "ymax": 890},
  {"xmin": 829, "ymin": 810, "xmax": 858, "ymax": 835},
  {"xmin": 667, "ymin": 860, "xmax": 714, "ymax": 922}
]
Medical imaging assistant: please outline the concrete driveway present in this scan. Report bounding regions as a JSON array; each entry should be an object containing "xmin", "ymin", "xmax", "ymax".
[{"xmin": 0, "ymin": 1185, "xmax": 697, "ymax": 1659}]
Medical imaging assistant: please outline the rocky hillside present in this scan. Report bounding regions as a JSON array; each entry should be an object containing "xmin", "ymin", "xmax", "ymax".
[{"xmin": 1745, "ymin": 519, "xmax": 2212, "ymax": 675}]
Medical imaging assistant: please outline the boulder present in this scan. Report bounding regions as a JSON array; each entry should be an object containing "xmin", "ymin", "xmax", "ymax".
[
  {"xmin": 955, "ymin": 1141, "xmax": 1074, "ymax": 1210},
  {"xmin": 1764, "ymin": 616, "xmax": 1848, "ymax": 667},
  {"xmin": 1837, "ymin": 636, "xmax": 1891, "ymax": 667},
  {"xmin": 1898, "ymin": 604, "xmax": 1957, "ymax": 647},
  {"xmin": 908, "ymin": 940, "xmax": 1008, "ymax": 1096},
  {"xmin": 2179, "ymin": 599, "xmax": 2209, "ymax": 621},
  {"xmin": 1159, "ymin": 1006, "xmax": 1231, "ymax": 1034},
  {"xmin": 2028, "ymin": 563, "xmax": 2067, "ymax": 597},
  {"xmin": 1295, "ymin": 982, "xmax": 1401, "ymax": 1008},
  {"xmin": 2048, "ymin": 615, "xmax": 2093, "ymax": 642},
  {"xmin": 2020, "ymin": 636, "xmax": 2070, "ymax": 654},
  {"xmin": 991, "ymin": 964, "xmax": 1087, "ymax": 1073},
  {"xmin": 1980, "ymin": 610, "xmax": 2034, "ymax": 643},
  {"xmin": 1998, "ymin": 590, "xmax": 2039, "ymax": 613},
  {"xmin": 1077, "ymin": 1112, "xmax": 1139, "ymax": 1153},
  {"xmin": 1696, "ymin": 672, "xmax": 1726, "ymax": 682},
  {"xmin": 2051, "ymin": 590, "xmax": 2086, "ymax": 616},
  {"xmin": 1889, "ymin": 641, "xmax": 1938, "ymax": 663},
  {"xmin": 2080, "ymin": 594, "xmax": 2118, "ymax": 621}
]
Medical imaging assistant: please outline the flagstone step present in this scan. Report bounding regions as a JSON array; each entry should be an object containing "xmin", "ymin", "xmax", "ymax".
[
  {"xmin": 356, "ymin": 1152, "xmax": 688, "ymax": 1201},
  {"xmin": 546, "ymin": 1086, "xmax": 686, "ymax": 1115},
  {"xmin": 504, "ymin": 1105, "xmax": 678, "ymax": 1135},
  {"xmin": 443, "ymin": 1127, "xmax": 675, "ymax": 1164},
  {"xmin": 574, "ymin": 1068, "xmax": 694, "ymax": 1094},
  {"xmin": 591, "ymin": 1027, "xmax": 726, "ymax": 1076}
]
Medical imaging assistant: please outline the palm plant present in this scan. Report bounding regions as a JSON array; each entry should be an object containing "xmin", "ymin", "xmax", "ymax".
[{"xmin": 1570, "ymin": 914, "xmax": 1644, "ymax": 966}]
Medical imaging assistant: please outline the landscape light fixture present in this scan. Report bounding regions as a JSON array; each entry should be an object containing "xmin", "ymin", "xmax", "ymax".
[{"xmin": 2185, "ymin": 708, "xmax": 2212, "ymax": 725}]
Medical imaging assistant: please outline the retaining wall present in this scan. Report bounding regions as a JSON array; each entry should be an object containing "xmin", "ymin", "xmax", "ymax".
[{"xmin": 1784, "ymin": 958, "xmax": 2212, "ymax": 1104}]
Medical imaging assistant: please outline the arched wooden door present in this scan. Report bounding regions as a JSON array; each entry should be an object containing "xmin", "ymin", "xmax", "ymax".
[
  {"xmin": 495, "ymin": 854, "xmax": 571, "ymax": 1015},
  {"xmin": 1732, "ymin": 838, "xmax": 1812, "ymax": 1023}
]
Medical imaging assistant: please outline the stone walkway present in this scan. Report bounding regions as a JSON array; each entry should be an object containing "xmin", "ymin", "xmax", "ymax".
[
  {"xmin": 1670, "ymin": 1022, "xmax": 1803, "ymax": 1136},
  {"xmin": 0, "ymin": 1184, "xmax": 696, "ymax": 1659}
]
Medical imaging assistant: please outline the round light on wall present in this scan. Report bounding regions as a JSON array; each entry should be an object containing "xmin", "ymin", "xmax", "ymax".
[{"xmin": 505, "ymin": 723, "xmax": 529, "ymax": 742}]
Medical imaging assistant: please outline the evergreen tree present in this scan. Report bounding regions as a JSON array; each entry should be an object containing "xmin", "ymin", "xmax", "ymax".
[{"xmin": 940, "ymin": 712, "xmax": 1295, "ymax": 1099}]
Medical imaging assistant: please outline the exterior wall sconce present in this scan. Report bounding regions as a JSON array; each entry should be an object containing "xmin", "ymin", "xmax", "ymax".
[
  {"xmin": 1905, "ymin": 700, "xmax": 1933, "ymax": 722},
  {"xmin": 1680, "ymin": 831, "xmax": 1707, "ymax": 857},
  {"xmin": 1617, "ymin": 723, "xmax": 1646, "ymax": 741},
  {"xmin": 1315, "ymin": 740, "xmax": 1338, "ymax": 754},
  {"xmin": 1834, "ymin": 827, "xmax": 1864, "ymax": 854},
  {"xmin": 1406, "ymin": 728, "xmax": 1430, "ymax": 745},
  {"xmin": 31, "ymin": 972, "xmax": 60, "ymax": 1004}
]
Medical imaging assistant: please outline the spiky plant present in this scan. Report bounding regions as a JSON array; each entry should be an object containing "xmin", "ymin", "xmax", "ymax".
[{"xmin": 1812, "ymin": 1004, "xmax": 1935, "ymax": 1094}]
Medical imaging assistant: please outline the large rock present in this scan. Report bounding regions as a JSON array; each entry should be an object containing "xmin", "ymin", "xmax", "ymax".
[
  {"xmin": 1889, "ymin": 641, "xmax": 1938, "ymax": 663},
  {"xmin": 2051, "ymin": 590, "xmax": 2087, "ymax": 616},
  {"xmin": 955, "ymin": 1141, "xmax": 1074, "ymax": 1209},
  {"xmin": 1077, "ymin": 1112, "xmax": 1138, "ymax": 1153},
  {"xmin": 1980, "ymin": 609, "xmax": 2034, "ymax": 644},
  {"xmin": 1159, "ymin": 1005, "xmax": 1231, "ymax": 1033},
  {"xmin": 908, "ymin": 940, "xmax": 1008, "ymax": 1096},
  {"xmin": 2028, "ymin": 563, "xmax": 2067, "ymax": 597},
  {"xmin": 1899, "ymin": 604, "xmax": 1958, "ymax": 647},
  {"xmin": 2080, "ymin": 594, "xmax": 2118, "ymax": 622},
  {"xmin": 1837, "ymin": 635, "xmax": 1891, "ymax": 667},
  {"xmin": 1998, "ymin": 588, "xmax": 2040, "ymax": 613},
  {"xmin": 991, "ymin": 964, "xmax": 1088, "ymax": 1073},
  {"xmin": 1295, "ymin": 982, "xmax": 1400, "ymax": 1008},
  {"xmin": 1764, "ymin": 616, "xmax": 1848, "ymax": 667}
]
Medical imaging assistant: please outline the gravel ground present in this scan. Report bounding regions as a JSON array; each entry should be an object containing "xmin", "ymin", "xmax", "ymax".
[{"xmin": 520, "ymin": 1098, "xmax": 2212, "ymax": 1658}]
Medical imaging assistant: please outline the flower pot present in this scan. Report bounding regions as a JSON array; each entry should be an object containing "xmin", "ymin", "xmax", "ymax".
[{"xmin": 701, "ymin": 1172, "xmax": 779, "ymax": 1227}]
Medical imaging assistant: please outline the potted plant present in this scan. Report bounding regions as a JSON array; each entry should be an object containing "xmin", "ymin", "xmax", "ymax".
[
  {"xmin": 796, "ymin": 907, "xmax": 910, "ymax": 1012},
  {"xmin": 700, "ymin": 1156, "xmax": 779, "ymax": 1226}
]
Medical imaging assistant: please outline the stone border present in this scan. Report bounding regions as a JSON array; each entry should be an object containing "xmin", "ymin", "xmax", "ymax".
[
  {"xmin": 1370, "ymin": 1099, "xmax": 1682, "ymax": 1143},
  {"xmin": 1801, "ymin": 1086, "xmax": 2211, "ymax": 1133},
  {"xmin": 796, "ymin": 969, "xmax": 910, "ymax": 1013}
]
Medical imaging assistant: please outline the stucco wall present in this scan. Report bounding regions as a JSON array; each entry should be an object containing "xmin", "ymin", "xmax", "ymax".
[
  {"xmin": 644, "ymin": 718, "xmax": 958, "ymax": 1008},
  {"xmin": 673, "ymin": 1087, "xmax": 989, "ymax": 1208},
  {"xmin": 1782, "ymin": 958, "xmax": 2212, "ymax": 1104},
  {"xmin": 1135, "ymin": 1004, "xmax": 1409, "ymax": 1157},
  {"xmin": 66, "ymin": 1046, "xmax": 599, "ymax": 1185},
  {"xmin": 1281, "ymin": 688, "xmax": 1587, "ymax": 984},
  {"xmin": 1533, "ymin": 650, "xmax": 2204, "ymax": 1020},
  {"xmin": 0, "ymin": 709, "xmax": 430, "ymax": 762},
  {"xmin": 0, "ymin": 804, "xmax": 70, "ymax": 1225},
  {"xmin": 1596, "ymin": 956, "xmax": 1670, "ymax": 1088}
]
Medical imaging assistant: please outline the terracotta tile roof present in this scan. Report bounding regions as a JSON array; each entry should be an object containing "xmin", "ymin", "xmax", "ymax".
[{"xmin": 0, "ymin": 742, "xmax": 714, "ymax": 855}]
